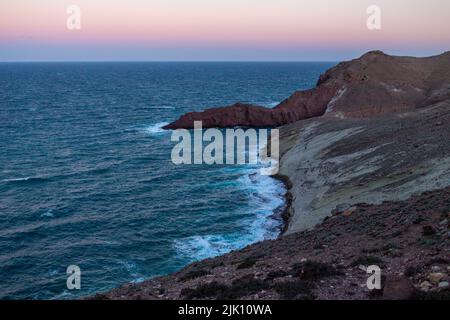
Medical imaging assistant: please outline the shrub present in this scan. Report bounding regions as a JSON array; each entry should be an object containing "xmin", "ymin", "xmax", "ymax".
[
  {"xmin": 218, "ymin": 275, "xmax": 270, "ymax": 300},
  {"xmin": 181, "ymin": 282, "xmax": 228, "ymax": 299},
  {"xmin": 179, "ymin": 269, "xmax": 210, "ymax": 282},
  {"xmin": 350, "ymin": 255, "xmax": 383, "ymax": 267},
  {"xmin": 422, "ymin": 225, "xmax": 436, "ymax": 236},
  {"xmin": 273, "ymin": 280, "xmax": 315, "ymax": 300},
  {"xmin": 265, "ymin": 270, "xmax": 289, "ymax": 281},
  {"xmin": 181, "ymin": 275, "xmax": 271, "ymax": 300},
  {"xmin": 292, "ymin": 261, "xmax": 343, "ymax": 280},
  {"xmin": 404, "ymin": 266, "xmax": 421, "ymax": 277},
  {"xmin": 236, "ymin": 256, "xmax": 259, "ymax": 270}
]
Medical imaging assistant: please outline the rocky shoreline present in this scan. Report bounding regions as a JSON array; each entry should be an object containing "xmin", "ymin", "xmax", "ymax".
[
  {"xmin": 92, "ymin": 51, "xmax": 450, "ymax": 300},
  {"xmin": 92, "ymin": 187, "xmax": 450, "ymax": 300},
  {"xmin": 271, "ymin": 174, "xmax": 294, "ymax": 236}
]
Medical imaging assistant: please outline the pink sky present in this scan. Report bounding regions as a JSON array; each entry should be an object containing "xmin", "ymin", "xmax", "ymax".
[{"xmin": 1, "ymin": 0, "xmax": 449, "ymax": 61}]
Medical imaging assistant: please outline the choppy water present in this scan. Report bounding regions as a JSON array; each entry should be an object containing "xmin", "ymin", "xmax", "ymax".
[{"xmin": 0, "ymin": 62, "xmax": 334, "ymax": 299}]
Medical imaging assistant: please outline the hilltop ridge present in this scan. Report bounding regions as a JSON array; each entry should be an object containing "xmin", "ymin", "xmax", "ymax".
[{"xmin": 164, "ymin": 51, "xmax": 450, "ymax": 129}]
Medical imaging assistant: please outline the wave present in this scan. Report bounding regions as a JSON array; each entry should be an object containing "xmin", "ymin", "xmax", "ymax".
[
  {"xmin": 121, "ymin": 260, "xmax": 145, "ymax": 284},
  {"xmin": 136, "ymin": 105, "xmax": 175, "ymax": 110},
  {"xmin": 238, "ymin": 170, "xmax": 286, "ymax": 238},
  {"xmin": 1, "ymin": 176, "xmax": 49, "ymax": 184},
  {"xmin": 142, "ymin": 122, "xmax": 170, "ymax": 135},
  {"xmin": 254, "ymin": 101, "xmax": 280, "ymax": 108},
  {"xmin": 1, "ymin": 162, "xmax": 121, "ymax": 186},
  {"xmin": 174, "ymin": 167, "xmax": 286, "ymax": 263},
  {"xmin": 40, "ymin": 210, "xmax": 55, "ymax": 218},
  {"xmin": 148, "ymin": 106, "xmax": 174, "ymax": 110},
  {"xmin": 2, "ymin": 177, "xmax": 32, "ymax": 182},
  {"xmin": 174, "ymin": 234, "xmax": 246, "ymax": 261}
]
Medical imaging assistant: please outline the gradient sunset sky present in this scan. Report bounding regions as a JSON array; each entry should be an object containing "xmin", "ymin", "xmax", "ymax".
[{"xmin": 1, "ymin": 0, "xmax": 449, "ymax": 61}]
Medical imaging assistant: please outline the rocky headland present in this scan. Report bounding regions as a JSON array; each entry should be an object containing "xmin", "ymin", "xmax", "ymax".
[
  {"xmin": 163, "ymin": 50, "xmax": 450, "ymax": 129},
  {"xmin": 96, "ymin": 51, "xmax": 450, "ymax": 300}
]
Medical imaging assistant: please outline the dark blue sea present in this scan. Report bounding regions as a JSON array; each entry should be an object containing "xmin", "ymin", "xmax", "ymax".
[{"xmin": 0, "ymin": 62, "xmax": 334, "ymax": 299}]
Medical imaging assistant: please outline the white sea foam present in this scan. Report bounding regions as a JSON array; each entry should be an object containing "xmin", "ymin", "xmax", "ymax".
[
  {"xmin": 239, "ymin": 170, "xmax": 285, "ymax": 239},
  {"xmin": 47, "ymin": 269, "xmax": 59, "ymax": 276},
  {"xmin": 266, "ymin": 101, "xmax": 280, "ymax": 108},
  {"xmin": 149, "ymin": 105, "xmax": 174, "ymax": 110},
  {"xmin": 2, "ymin": 177, "xmax": 31, "ymax": 183},
  {"xmin": 131, "ymin": 277, "xmax": 145, "ymax": 284},
  {"xmin": 142, "ymin": 122, "xmax": 170, "ymax": 135},
  {"xmin": 174, "ymin": 235, "xmax": 238, "ymax": 261},
  {"xmin": 122, "ymin": 260, "xmax": 138, "ymax": 272},
  {"xmin": 120, "ymin": 260, "xmax": 146, "ymax": 283},
  {"xmin": 254, "ymin": 101, "xmax": 280, "ymax": 108},
  {"xmin": 40, "ymin": 210, "xmax": 55, "ymax": 218},
  {"xmin": 2, "ymin": 176, "xmax": 50, "ymax": 184},
  {"xmin": 174, "ymin": 167, "xmax": 286, "ymax": 263}
]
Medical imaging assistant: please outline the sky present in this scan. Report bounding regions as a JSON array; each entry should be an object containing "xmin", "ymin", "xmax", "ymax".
[{"xmin": 1, "ymin": 0, "xmax": 449, "ymax": 61}]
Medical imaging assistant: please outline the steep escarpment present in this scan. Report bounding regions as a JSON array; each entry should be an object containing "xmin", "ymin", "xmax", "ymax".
[
  {"xmin": 164, "ymin": 51, "xmax": 450, "ymax": 129},
  {"xmin": 278, "ymin": 99, "xmax": 450, "ymax": 234}
]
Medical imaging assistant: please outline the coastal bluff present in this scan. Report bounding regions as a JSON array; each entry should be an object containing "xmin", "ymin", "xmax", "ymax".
[
  {"xmin": 95, "ymin": 51, "xmax": 450, "ymax": 300},
  {"xmin": 164, "ymin": 50, "xmax": 450, "ymax": 129}
]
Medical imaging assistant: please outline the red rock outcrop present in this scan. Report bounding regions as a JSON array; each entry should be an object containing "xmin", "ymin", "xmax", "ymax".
[{"xmin": 163, "ymin": 50, "xmax": 450, "ymax": 129}]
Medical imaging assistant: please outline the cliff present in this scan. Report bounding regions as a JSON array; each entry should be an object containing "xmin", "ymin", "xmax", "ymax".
[
  {"xmin": 94, "ymin": 51, "xmax": 450, "ymax": 300},
  {"xmin": 164, "ymin": 51, "xmax": 450, "ymax": 129}
]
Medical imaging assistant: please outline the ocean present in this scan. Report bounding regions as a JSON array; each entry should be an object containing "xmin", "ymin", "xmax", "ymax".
[{"xmin": 0, "ymin": 62, "xmax": 335, "ymax": 299}]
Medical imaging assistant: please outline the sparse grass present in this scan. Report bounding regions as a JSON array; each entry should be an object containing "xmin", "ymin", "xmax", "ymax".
[
  {"xmin": 350, "ymin": 255, "xmax": 383, "ymax": 267},
  {"xmin": 425, "ymin": 257, "xmax": 449, "ymax": 265},
  {"xmin": 292, "ymin": 261, "xmax": 343, "ymax": 280},
  {"xmin": 208, "ymin": 261, "xmax": 225, "ymax": 269},
  {"xmin": 236, "ymin": 256, "xmax": 259, "ymax": 270},
  {"xmin": 404, "ymin": 266, "xmax": 421, "ymax": 277},
  {"xmin": 367, "ymin": 288, "xmax": 384, "ymax": 299},
  {"xmin": 180, "ymin": 282, "xmax": 228, "ymax": 299},
  {"xmin": 422, "ymin": 225, "xmax": 436, "ymax": 236},
  {"xmin": 413, "ymin": 216, "xmax": 425, "ymax": 224},
  {"xmin": 218, "ymin": 275, "xmax": 270, "ymax": 300},
  {"xmin": 273, "ymin": 280, "xmax": 315, "ymax": 300},
  {"xmin": 179, "ymin": 269, "xmax": 210, "ymax": 282},
  {"xmin": 362, "ymin": 247, "xmax": 381, "ymax": 254},
  {"xmin": 265, "ymin": 270, "xmax": 289, "ymax": 281},
  {"xmin": 180, "ymin": 275, "xmax": 271, "ymax": 300}
]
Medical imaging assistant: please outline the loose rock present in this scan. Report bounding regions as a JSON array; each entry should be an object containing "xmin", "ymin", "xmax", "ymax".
[{"xmin": 428, "ymin": 273, "xmax": 446, "ymax": 284}]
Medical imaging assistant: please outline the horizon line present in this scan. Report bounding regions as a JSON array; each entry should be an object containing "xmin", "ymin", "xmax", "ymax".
[{"xmin": 0, "ymin": 60, "xmax": 338, "ymax": 63}]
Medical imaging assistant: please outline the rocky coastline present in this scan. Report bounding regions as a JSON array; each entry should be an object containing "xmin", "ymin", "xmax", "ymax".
[{"xmin": 92, "ymin": 51, "xmax": 450, "ymax": 300}]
